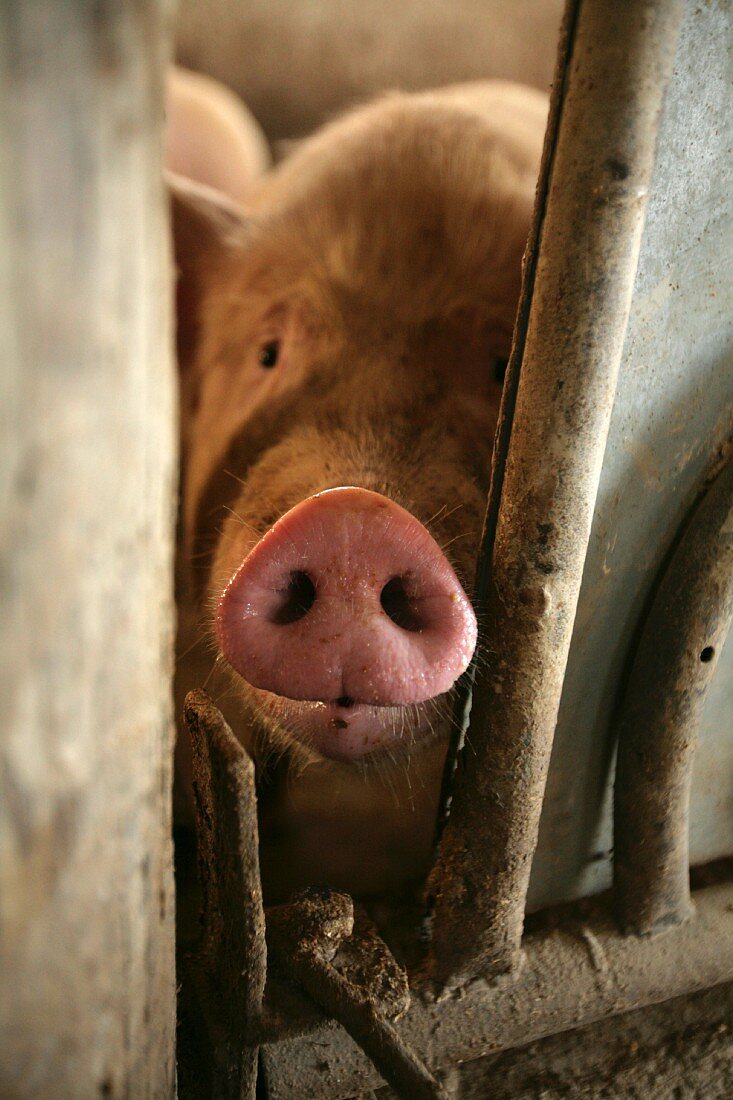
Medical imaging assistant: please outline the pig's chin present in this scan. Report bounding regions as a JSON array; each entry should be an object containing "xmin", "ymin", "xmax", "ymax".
[{"xmin": 247, "ymin": 687, "xmax": 445, "ymax": 764}]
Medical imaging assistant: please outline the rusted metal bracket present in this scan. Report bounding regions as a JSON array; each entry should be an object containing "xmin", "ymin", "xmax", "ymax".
[
  {"xmin": 184, "ymin": 691, "xmax": 448, "ymax": 1100},
  {"xmin": 266, "ymin": 889, "xmax": 448, "ymax": 1100}
]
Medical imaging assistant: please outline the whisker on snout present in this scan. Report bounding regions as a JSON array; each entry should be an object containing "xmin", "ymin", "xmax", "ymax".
[
  {"xmin": 222, "ymin": 504, "xmax": 262, "ymax": 538},
  {"xmin": 424, "ymin": 501, "xmax": 465, "ymax": 530},
  {"xmin": 438, "ymin": 530, "xmax": 473, "ymax": 554}
]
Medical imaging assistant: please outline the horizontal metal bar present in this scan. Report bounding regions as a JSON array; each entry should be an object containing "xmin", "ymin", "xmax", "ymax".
[
  {"xmin": 614, "ymin": 457, "xmax": 733, "ymax": 934},
  {"xmin": 428, "ymin": 0, "xmax": 684, "ymax": 987},
  {"xmin": 261, "ymin": 879, "xmax": 733, "ymax": 1099}
]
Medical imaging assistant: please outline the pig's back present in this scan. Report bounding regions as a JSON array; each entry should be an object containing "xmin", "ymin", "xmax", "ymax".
[
  {"xmin": 247, "ymin": 81, "xmax": 549, "ymax": 326},
  {"xmin": 411, "ymin": 81, "xmax": 548, "ymax": 179},
  {"xmin": 254, "ymin": 81, "xmax": 547, "ymax": 210}
]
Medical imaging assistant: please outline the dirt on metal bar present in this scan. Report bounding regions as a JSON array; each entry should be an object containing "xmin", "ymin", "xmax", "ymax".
[
  {"xmin": 614, "ymin": 457, "xmax": 733, "ymax": 934},
  {"xmin": 256, "ymin": 901, "xmax": 412, "ymax": 1042},
  {"xmin": 427, "ymin": 0, "xmax": 685, "ymax": 988}
]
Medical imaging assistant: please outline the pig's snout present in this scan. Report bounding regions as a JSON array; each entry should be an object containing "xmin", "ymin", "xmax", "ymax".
[{"xmin": 216, "ymin": 487, "xmax": 477, "ymax": 708}]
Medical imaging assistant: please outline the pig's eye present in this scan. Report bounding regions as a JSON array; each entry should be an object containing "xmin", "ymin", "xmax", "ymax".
[
  {"xmin": 493, "ymin": 357, "xmax": 508, "ymax": 383},
  {"xmin": 258, "ymin": 341, "xmax": 280, "ymax": 369}
]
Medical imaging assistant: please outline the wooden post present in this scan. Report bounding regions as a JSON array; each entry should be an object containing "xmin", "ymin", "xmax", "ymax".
[{"xmin": 0, "ymin": 3, "xmax": 177, "ymax": 1095}]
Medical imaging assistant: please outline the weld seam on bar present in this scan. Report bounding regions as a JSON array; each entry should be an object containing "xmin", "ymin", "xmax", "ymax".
[
  {"xmin": 260, "ymin": 880, "xmax": 733, "ymax": 1100},
  {"xmin": 427, "ymin": 0, "xmax": 685, "ymax": 987},
  {"xmin": 614, "ymin": 457, "xmax": 733, "ymax": 934}
]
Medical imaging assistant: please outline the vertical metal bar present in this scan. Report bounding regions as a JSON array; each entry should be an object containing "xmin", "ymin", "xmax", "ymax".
[
  {"xmin": 185, "ymin": 690, "xmax": 267, "ymax": 1099},
  {"xmin": 614, "ymin": 458, "xmax": 733, "ymax": 935},
  {"xmin": 428, "ymin": 0, "xmax": 684, "ymax": 988},
  {"xmin": 433, "ymin": 0, "xmax": 580, "ymax": 846}
]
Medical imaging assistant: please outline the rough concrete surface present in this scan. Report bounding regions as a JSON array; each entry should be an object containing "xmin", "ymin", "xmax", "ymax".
[{"xmin": 374, "ymin": 983, "xmax": 733, "ymax": 1099}]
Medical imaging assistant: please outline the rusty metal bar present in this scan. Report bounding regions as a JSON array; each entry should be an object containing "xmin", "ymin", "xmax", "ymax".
[
  {"xmin": 433, "ymin": 0, "xmax": 579, "ymax": 848},
  {"xmin": 260, "ymin": 877, "xmax": 733, "ymax": 1099},
  {"xmin": 427, "ymin": 0, "xmax": 684, "ymax": 987},
  {"xmin": 185, "ymin": 690, "xmax": 267, "ymax": 1099},
  {"xmin": 281, "ymin": 954, "xmax": 448, "ymax": 1100},
  {"xmin": 614, "ymin": 458, "xmax": 733, "ymax": 934}
]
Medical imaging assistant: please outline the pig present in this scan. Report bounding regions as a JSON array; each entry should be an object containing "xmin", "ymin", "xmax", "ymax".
[{"xmin": 171, "ymin": 79, "xmax": 548, "ymax": 900}]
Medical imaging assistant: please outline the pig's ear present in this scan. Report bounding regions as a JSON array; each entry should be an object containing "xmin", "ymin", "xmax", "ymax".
[{"xmin": 168, "ymin": 173, "xmax": 247, "ymax": 370}]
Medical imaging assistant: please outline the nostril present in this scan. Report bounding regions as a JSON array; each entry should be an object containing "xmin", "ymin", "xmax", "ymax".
[
  {"xmin": 380, "ymin": 575, "xmax": 425, "ymax": 633},
  {"xmin": 270, "ymin": 570, "xmax": 317, "ymax": 625},
  {"xmin": 217, "ymin": 489, "xmax": 479, "ymax": 709}
]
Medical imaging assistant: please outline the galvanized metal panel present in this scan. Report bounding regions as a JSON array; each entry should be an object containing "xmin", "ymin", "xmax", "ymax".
[{"xmin": 528, "ymin": 0, "xmax": 733, "ymax": 910}]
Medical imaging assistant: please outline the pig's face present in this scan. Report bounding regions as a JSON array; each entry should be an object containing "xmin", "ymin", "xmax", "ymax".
[
  {"xmin": 174, "ymin": 92, "xmax": 539, "ymax": 768},
  {"xmin": 184, "ymin": 289, "xmax": 499, "ymax": 762}
]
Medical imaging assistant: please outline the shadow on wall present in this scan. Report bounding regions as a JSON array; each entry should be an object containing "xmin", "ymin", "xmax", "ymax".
[{"xmin": 175, "ymin": 0, "xmax": 564, "ymax": 140}]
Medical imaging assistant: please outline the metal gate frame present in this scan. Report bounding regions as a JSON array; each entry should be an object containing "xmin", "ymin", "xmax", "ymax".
[{"xmin": 180, "ymin": 1, "xmax": 733, "ymax": 1096}]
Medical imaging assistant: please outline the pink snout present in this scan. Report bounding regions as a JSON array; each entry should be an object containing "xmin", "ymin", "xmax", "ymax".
[{"xmin": 216, "ymin": 487, "xmax": 477, "ymax": 706}]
